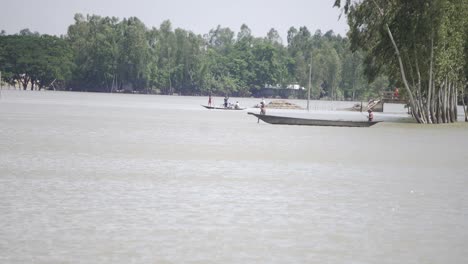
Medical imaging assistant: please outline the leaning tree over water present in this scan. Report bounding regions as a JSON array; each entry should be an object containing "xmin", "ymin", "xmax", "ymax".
[{"xmin": 334, "ymin": 0, "xmax": 468, "ymax": 123}]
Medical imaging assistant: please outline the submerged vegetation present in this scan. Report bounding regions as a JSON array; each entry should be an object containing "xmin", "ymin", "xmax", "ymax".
[{"xmin": 334, "ymin": 0, "xmax": 468, "ymax": 123}]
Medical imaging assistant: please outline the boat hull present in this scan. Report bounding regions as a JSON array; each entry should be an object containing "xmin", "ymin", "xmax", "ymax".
[
  {"xmin": 248, "ymin": 112, "xmax": 380, "ymax": 127},
  {"xmin": 202, "ymin": 105, "xmax": 246, "ymax": 110}
]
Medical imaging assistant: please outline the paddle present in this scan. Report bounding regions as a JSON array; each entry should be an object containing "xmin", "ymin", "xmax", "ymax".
[{"xmin": 359, "ymin": 101, "xmax": 369, "ymax": 119}]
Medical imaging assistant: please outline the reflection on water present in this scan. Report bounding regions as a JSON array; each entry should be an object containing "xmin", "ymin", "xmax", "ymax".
[{"xmin": 1, "ymin": 90, "xmax": 467, "ymax": 263}]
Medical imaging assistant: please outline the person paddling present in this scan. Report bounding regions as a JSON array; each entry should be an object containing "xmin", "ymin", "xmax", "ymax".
[
  {"xmin": 367, "ymin": 109, "xmax": 374, "ymax": 122},
  {"xmin": 260, "ymin": 101, "xmax": 266, "ymax": 115},
  {"xmin": 224, "ymin": 96, "xmax": 229, "ymax": 108},
  {"xmin": 208, "ymin": 94, "xmax": 212, "ymax": 106}
]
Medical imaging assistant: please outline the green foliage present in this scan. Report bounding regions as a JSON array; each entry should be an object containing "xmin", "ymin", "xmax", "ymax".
[
  {"xmin": 1, "ymin": 12, "xmax": 394, "ymax": 99},
  {"xmin": 286, "ymin": 25, "xmax": 387, "ymax": 100},
  {"xmin": 67, "ymin": 14, "xmax": 119, "ymax": 91},
  {"xmin": 0, "ymin": 34, "xmax": 73, "ymax": 89}
]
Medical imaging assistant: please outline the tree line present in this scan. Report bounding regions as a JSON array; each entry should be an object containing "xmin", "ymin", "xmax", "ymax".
[{"xmin": 1, "ymin": 13, "xmax": 391, "ymax": 100}]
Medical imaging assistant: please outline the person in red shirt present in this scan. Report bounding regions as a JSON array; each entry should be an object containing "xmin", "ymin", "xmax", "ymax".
[{"xmin": 394, "ymin": 87, "xmax": 399, "ymax": 99}]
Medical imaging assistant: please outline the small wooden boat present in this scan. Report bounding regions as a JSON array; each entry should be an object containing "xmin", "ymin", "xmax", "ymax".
[
  {"xmin": 202, "ymin": 105, "xmax": 246, "ymax": 110},
  {"xmin": 248, "ymin": 112, "xmax": 381, "ymax": 127}
]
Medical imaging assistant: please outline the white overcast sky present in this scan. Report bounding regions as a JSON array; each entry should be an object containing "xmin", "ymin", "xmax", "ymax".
[{"xmin": 0, "ymin": 0, "xmax": 348, "ymax": 41}]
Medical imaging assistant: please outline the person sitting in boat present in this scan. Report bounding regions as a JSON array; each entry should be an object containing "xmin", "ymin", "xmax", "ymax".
[
  {"xmin": 367, "ymin": 109, "xmax": 374, "ymax": 122},
  {"xmin": 260, "ymin": 101, "xmax": 266, "ymax": 115},
  {"xmin": 224, "ymin": 96, "xmax": 229, "ymax": 108},
  {"xmin": 235, "ymin": 101, "xmax": 240, "ymax": 109}
]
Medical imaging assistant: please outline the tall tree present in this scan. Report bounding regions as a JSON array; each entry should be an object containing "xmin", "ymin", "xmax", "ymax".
[
  {"xmin": 67, "ymin": 14, "xmax": 121, "ymax": 91},
  {"xmin": 266, "ymin": 28, "xmax": 282, "ymax": 45},
  {"xmin": 205, "ymin": 25, "xmax": 235, "ymax": 54},
  {"xmin": 117, "ymin": 17, "xmax": 150, "ymax": 92}
]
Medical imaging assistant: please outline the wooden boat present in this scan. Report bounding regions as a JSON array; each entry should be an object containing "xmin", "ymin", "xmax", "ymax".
[
  {"xmin": 202, "ymin": 105, "xmax": 246, "ymax": 110},
  {"xmin": 248, "ymin": 112, "xmax": 381, "ymax": 127}
]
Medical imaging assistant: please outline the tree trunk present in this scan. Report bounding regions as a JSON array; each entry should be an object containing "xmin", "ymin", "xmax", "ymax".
[
  {"xmin": 452, "ymin": 84, "xmax": 457, "ymax": 122},
  {"xmin": 437, "ymin": 88, "xmax": 443, "ymax": 123},
  {"xmin": 426, "ymin": 35, "xmax": 434, "ymax": 123},
  {"xmin": 31, "ymin": 78, "xmax": 35, "ymax": 91},
  {"xmin": 385, "ymin": 24, "xmax": 424, "ymax": 123},
  {"xmin": 441, "ymin": 80, "xmax": 447, "ymax": 123},
  {"xmin": 462, "ymin": 86, "xmax": 468, "ymax": 122},
  {"xmin": 352, "ymin": 54, "xmax": 357, "ymax": 101},
  {"xmin": 445, "ymin": 81, "xmax": 450, "ymax": 122},
  {"xmin": 430, "ymin": 80, "xmax": 436, "ymax": 122},
  {"xmin": 21, "ymin": 76, "xmax": 29, "ymax": 90}
]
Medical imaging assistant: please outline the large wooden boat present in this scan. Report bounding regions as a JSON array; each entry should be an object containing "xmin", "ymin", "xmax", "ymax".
[
  {"xmin": 248, "ymin": 112, "xmax": 381, "ymax": 127},
  {"xmin": 202, "ymin": 105, "xmax": 246, "ymax": 110}
]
